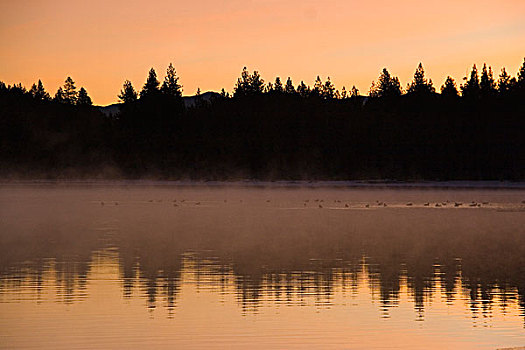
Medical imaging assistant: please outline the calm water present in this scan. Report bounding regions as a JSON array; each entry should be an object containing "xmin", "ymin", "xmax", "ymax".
[{"xmin": 1, "ymin": 182, "xmax": 524, "ymax": 349}]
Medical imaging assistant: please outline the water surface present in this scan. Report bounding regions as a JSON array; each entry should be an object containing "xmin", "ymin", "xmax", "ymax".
[{"xmin": 1, "ymin": 183, "xmax": 524, "ymax": 349}]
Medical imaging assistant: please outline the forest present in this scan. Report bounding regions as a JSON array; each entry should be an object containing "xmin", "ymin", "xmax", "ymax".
[{"xmin": 1, "ymin": 60, "xmax": 524, "ymax": 180}]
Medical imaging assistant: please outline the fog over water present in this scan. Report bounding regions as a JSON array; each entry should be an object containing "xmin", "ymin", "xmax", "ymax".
[{"xmin": 1, "ymin": 182, "xmax": 524, "ymax": 349}]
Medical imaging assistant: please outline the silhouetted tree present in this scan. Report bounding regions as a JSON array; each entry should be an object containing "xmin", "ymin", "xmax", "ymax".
[
  {"xmin": 250, "ymin": 70, "xmax": 265, "ymax": 95},
  {"xmin": 497, "ymin": 68, "xmax": 514, "ymax": 94},
  {"xmin": 340, "ymin": 86, "xmax": 347, "ymax": 99},
  {"xmin": 76, "ymin": 87, "xmax": 92, "ymax": 106},
  {"xmin": 63, "ymin": 77, "xmax": 77, "ymax": 104},
  {"xmin": 161, "ymin": 63, "xmax": 182, "ymax": 97},
  {"xmin": 369, "ymin": 68, "xmax": 401, "ymax": 97},
  {"xmin": 274, "ymin": 77, "xmax": 283, "ymax": 93},
  {"xmin": 220, "ymin": 88, "xmax": 229, "ymax": 98},
  {"xmin": 54, "ymin": 87, "xmax": 66, "ymax": 103},
  {"xmin": 480, "ymin": 63, "xmax": 496, "ymax": 96},
  {"xmin": 440, "ymin": 76, "xmax": 458, "ymax": 97},
  {"xmin": 264, "ymin": 82, "xmax": 274, "ymax": 94},
  {"xmin": 350, "ymin": 85, "xmax": 360, "ymax": 98},
  {"xmin": 140, "ymin": 68, "xmax": 160, "ymax": 98},
  {"xmin": 29, "ymin": 80, "xmax": 50, "ymax": 101},
  {"xmin": 311, "ymin": 76, "xmax": 323, "ymax": 97},
  {"xmin": 517, "ymin": 57, "xmax": 525, "ymax": 91},
  {"xmin": 322, "ymin": 77, "xmax": 335, "ymax": 99},
  {"xmin": 407, "ymin": 63, "xmax": 435, "ymax": 95},
  {"xmin": 297, "ymin": 81, "xmax": 310, "ymax": 98},
  {"xmin": 285, "ymin": 77, "xmax": 295, "ymax": 94},
  {"xmin": 233, "ymin": 67, "xmax": 264, "ymax": 97},
  {"xmin": 461, "ymin": 64, "xmax": 480, "ymax": 98},
  {"xmin": 118, "ymin": 80, "xmax": 138, "ymax": 103}
]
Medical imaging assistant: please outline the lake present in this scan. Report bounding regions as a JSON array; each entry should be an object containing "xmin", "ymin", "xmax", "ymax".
[{"xmin": 1, "ymin": 182, "xmax": 524, "ymax": 349}]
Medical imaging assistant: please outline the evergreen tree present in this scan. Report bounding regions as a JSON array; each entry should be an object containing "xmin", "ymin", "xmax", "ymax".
[
  {"xmin": 517, "ymin": 57, "xmax": 525, "ymax": 90},
  {"xmin": 340, "ymin": 86, "xmax": 347, "ymax": 99},
  {"xmin": 233, "ymin": 67, "xmax": 264, "ymax": 97},
  {"xmin": 118, "ymin": 80, "xmax": 138, "ymax": 103},
  {"xmin": 29, "ymin": 80, "xmax": 50, "ymax": 101},
  {"xmin": 220, "ymin": 88, "xmax": 229, "ymax": 98},
  {"xmin": 497, "ymin": 68, "xmax": 513, "ymax": 94},
  {"xmin": 350, "ymin": 85, "xmax": 360, "ymax": 98},
  {"xmin": 480, "ymin": 63, "xmax": 496, "ymax": 96},
  {"xmin": 369, "ymin": 68, "xmax": 401, "ymax": 97},
  {"xmin": 140, "ymin": 68, "xmax": 160, "ymax": 98},
  {"xmin": 285, "ymin": 77, "xmax": 295, "ymax": 94},
  {"xmin": 369, "ymin": 81, "xmax": 377, "ymax": 97},
  {"xmin": 250, "ymin": 70, "xmax": 265, "ymax": 95},
  {"xmin": 234, "ymin": 67, "xmax": 250, "ymax": 97},
  {"xmin": 440, "ymin": 76, "xmax": 458, "ymax": 97},
  {"xmin": 264, "ymin": 82, "xmax": 274, "ymax": 94},
  {"xmin": 63, "ymin": 76, "xmax": 77, "ymax": 104},
  {"xmin": 274, "ymin": 77, "xmax": 283, "ymax": 93},
  {"xmin": 407, "ymin": 63, "xmax": 435, "ymax": 94},
  {"xmin": 297, "ymin": 81, "xmax": 310, "ymax": 98},
  {"xmin": 161, "ymin": 63, "xmax": 182, "ymax": 97},
  {"xmin": 54, "ymin": 87, "xmax": 66, "ymax": 103},
  {"xmin": 76, "ymin": 87, "xmax": 92, "ymax": 106},
  {"xmin": 322, "ymin": 77, "xmax": 335, "ymax": 99},
  {"xmin": 461, "ymin": 64, "xmax": 480, "ymax": 98},
  {"xmin": 312, "ymin": 76, "xmax": 323, "ymax": 97}
]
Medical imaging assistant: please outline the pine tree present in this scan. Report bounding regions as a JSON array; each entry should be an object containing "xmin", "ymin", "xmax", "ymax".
[
  {"xmin": 54, "ymin": 87, "xmax": 66, "ymax": 103},
  {"xmin": 220, "ymin": 88, "xmax": 229, "ymax": 98},
  {"xmin": 274, "ymin": 77, "xmax": 283, "ymax": 93},
  {"xmin": 29, "ymin": 79, "xmax": 50, "ymax": 101},
  {"xmin": 285, "ymin": 77, "xmax": 295, "ymax": 94},
  {"xmin": 297, "ymin": 81, "xmax": 310, "ymax": 98},
  {"xmin": 140, "ymin": 68, "xmax": 160, "ymax": 98},
  {"xmin": 517, "ymin": 57, "xmax": 525, "ymax": 90},
  {"xmin": 234, "ymin": 67, "xmax": 250, "ymax": 97},
  {"xmin": 350, "ymin": 85, "xmax": 360, "ymax": 98},
  {"xmin": 312, "ymin": 76, "xmax": 323, "ymax": 97},
  {"xmin": 322, "ymin": 77, "xmax": 335, "ymax": 99},
  {"xmin": 369, "ymin": 68, "xmax": 401, "ymax": 97},
  {"xmin": 77, "ymin": 87, "xmax": 92, "ymax": 106},
  {"xmin": 407, "ymin": 63, "xmax": 435, "ymax": 94},
  {"xmin": 497, "ymin": 68, "xmax": 512, "ymax": 94},
  {"xmin": 63, "ymin": 77, "xmax": 77, "ymax": 104},
  {"xmin": 264, "ymin": 82, "xmax": 274, "ymax": 94},
  {"xmin": 480, "ymin": 63, "xmax": 496, "ymax": 96},
  {"xmin": 161, "ymin": 63, "xmax": 182, "ymax": 97},
  {"xmin": 233, "ymin": 67, "xmax": 264, "ymax": 97},
  {"xmin": 118, "ymin": 80, "xmax": 138, "ymax": 103},
  {"xmin": 250, "ymin": 70, "xmax": 265, "ymax": 95},
  {"xmin": 461, "ymin": 64, "xmax": 480, "ymax": 98},
  {"xmin": 340, "ymin": 86, "xmax": 347, "ymax": 99},
  {"xmin": 440, "ymin": 76, "xmax": 458, "ymax": 97}
]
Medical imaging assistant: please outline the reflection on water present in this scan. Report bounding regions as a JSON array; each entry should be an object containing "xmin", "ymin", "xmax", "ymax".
[{"xmin": 0, "ymin": 183, "xmax": 524, "ymax": 349}]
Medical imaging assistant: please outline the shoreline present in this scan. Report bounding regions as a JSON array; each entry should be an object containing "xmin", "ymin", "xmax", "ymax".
[{"xmin": 1, "ymin": 179, "xmax": 525, "ymax": 189}]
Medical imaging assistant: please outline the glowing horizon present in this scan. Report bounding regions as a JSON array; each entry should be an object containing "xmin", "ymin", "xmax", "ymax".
[{"xmin": 1, "ymin": 0, "xmax": 524, "ymax": 105}]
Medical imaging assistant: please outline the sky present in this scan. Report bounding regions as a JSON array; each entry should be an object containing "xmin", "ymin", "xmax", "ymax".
[{"xmin": 1, "ymin": 0, "xmax": 524, "ymax": 105}]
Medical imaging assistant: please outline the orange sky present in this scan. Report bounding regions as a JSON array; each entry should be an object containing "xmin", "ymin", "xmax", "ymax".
[{"xmin": 1, "ymin": 0, "xmax": 524, "ymax": 105}]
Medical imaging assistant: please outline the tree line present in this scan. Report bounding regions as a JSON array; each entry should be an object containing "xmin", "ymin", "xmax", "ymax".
[
  {"xmin": 3, "ymin": 59, "xmax": 524, "ymax": 104},
  {"xmin": 1, "ymin": 59, "xmax": 524, "ymax": 180}
]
